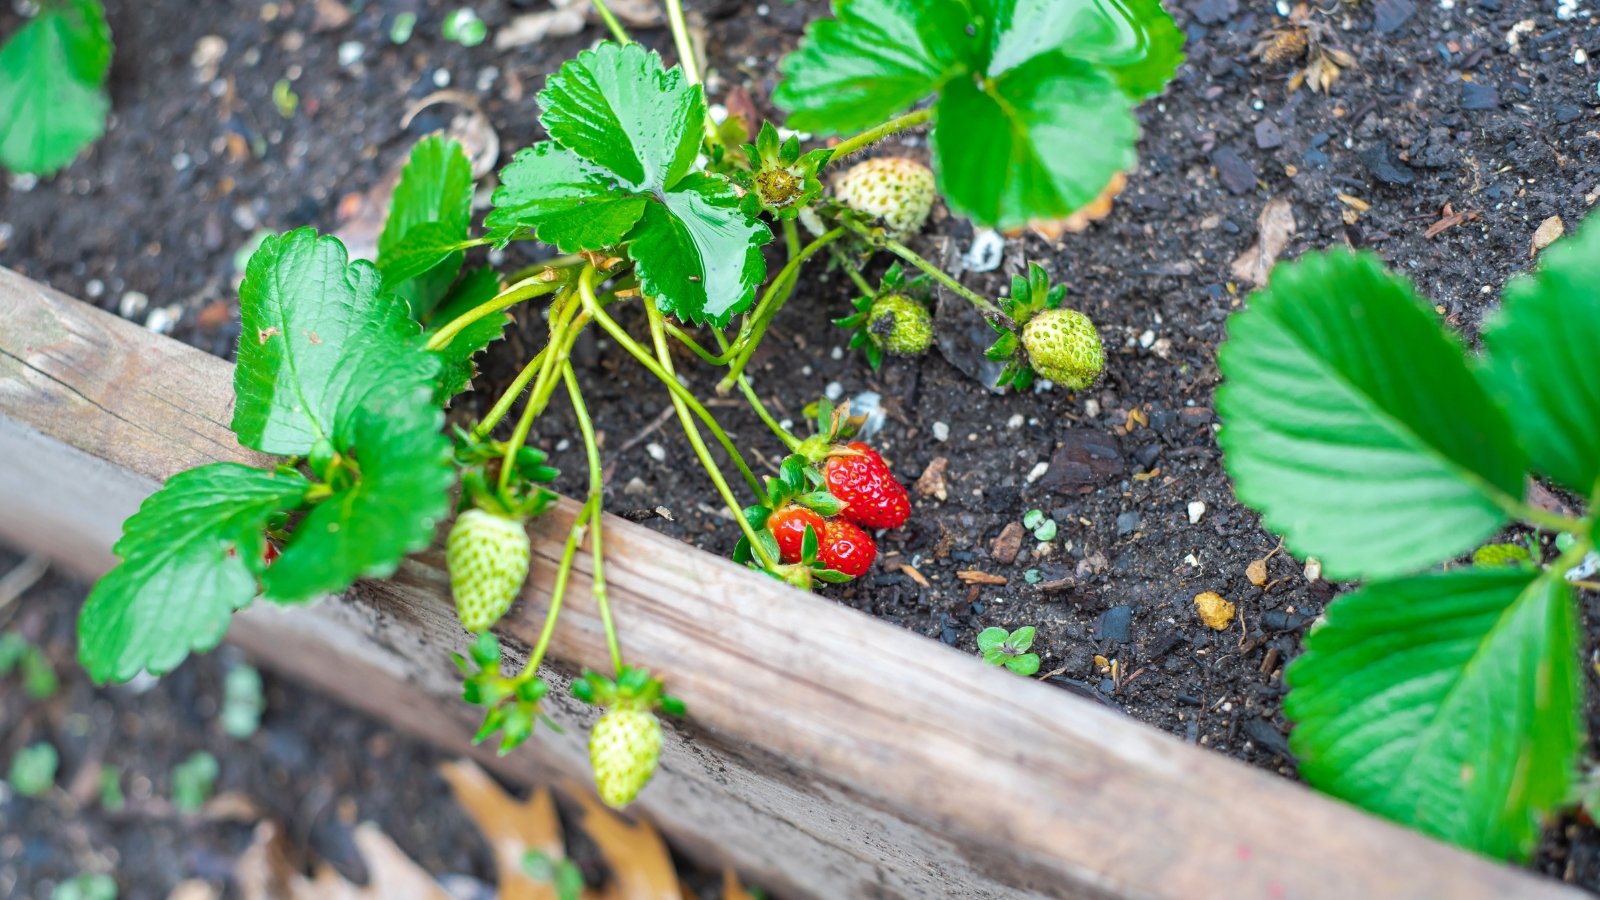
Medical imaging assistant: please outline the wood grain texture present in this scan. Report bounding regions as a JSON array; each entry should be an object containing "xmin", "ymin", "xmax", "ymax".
[{"xmin": 0, "ymin": 266, "xmax": 1582, "ymax": 899}]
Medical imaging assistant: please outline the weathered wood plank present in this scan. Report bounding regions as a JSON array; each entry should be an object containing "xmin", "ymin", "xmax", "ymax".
[{"xmin": 0, "ymin": 266, "xmax": 1582, "ymax": 899}]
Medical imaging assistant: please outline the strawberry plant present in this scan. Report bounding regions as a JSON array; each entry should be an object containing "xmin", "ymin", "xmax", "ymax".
[
  {"xmin": 75, "ymin": 0, "xmax": 1179, "ymax": 808},
  {"xmin": 0, "ymin": 0, "xmax": 112, "ymax": 175},
  {"xmin": 1216, "ymin": 210, "xmax": 1600, "ymax": 860}
]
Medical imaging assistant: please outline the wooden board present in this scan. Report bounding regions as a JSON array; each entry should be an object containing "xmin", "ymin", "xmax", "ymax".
[{"xmin": 0, "ymin": 266, "xmax": 1582, "ymax": 900}]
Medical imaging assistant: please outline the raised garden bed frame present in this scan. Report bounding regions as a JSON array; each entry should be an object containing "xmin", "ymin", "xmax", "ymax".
[{"xmin": 0, "ymin": 266, "xmax": 1580, "ymax": 899}]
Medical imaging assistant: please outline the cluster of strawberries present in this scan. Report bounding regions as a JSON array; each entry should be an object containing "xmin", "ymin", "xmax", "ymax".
[{"xmin": 767, "ymin": 441, "xmax": 910, "ymax": 577}]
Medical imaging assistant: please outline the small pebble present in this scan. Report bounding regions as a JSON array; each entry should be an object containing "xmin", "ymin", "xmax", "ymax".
[
  {"xmin": 1187, "ymin": 501, "xmax": 1207, "ymax": 524},
  {"xmin": 337, "ymin": 41, "xmax": 364, "ymax": 67},
  {"xmin": 932, "ymin": 421, "xmax": 950, "ymax": 442},
  {"xmin": 830, "ymin": 346, "xmax": 843, "ymax": 360},
  {"xmin": 118, "ymin": 291, "xmax": 149, "ymax": 319},
  {"xmin": 645, "ymin": 442, "xmax": 667, "ymax": 462},
  {"xmin": 144, "ymin": 304, "xmax": 181, "ymax": 335},
  {"xmin": 1006, "ymin": 414, "xmax": 1024, "ymax": 429},
  {"xmin": 965, "ymin": 229, "xmax": 1005, "ymax": 273},
  {"xmin": 1025, "ymin": 461, "xmax": 1049, "ymax": 483},
  {"xmin": 554, "ymin": 439, "xmax": 570, "ymax": 452},
  {"xmin": 432, "ymin": 68, "xmax": 451, "ymax": 88},
  {"xmin": 823, "ymin": 381, "xmax": 843, "ymax": 401},
  {"xmin": 1138, "ymin": 329, "xmax": 1156, "ymax": 349},
  {"xmin": 623, "ymin": 477, "xmax": 649, "ymax": 496},
  {"xmin": 85, "ymin": 279, "xmax": 104, "ymax": 299}
]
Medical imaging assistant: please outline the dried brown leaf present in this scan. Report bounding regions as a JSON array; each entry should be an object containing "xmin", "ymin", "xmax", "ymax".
[
  {"xmin": 1230, "ymin": 198, "xmax": 1297, "ymax": 286},
  {"xmin": 567, "ymin": 783, "xmax": 681, "ymax": 900},
  {"xmin": 237, "ymin": 821, "xmax": 451, "ymax": 900}
]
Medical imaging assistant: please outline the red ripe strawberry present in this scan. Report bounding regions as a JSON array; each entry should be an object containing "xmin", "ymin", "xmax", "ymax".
[
  {"xmin": 823, "ymin": 442, "xmax": 911, "ymax": 529},
  {"xmin": 818, "ymin": 519, "xmax": 876, "ymax": 578},
  {"xmin": 767, "ymin": 506, "xmax": 826, "ymax": 564}
]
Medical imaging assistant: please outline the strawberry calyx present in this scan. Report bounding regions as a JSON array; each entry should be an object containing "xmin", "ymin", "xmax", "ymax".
[
  {"xmin": 984, "ymin": 261, "xmax": 1082, "ymax": 392},
  {"xmin": 453, "ymin": 426, "xmax": 559, "ymax": 519},
  {"xmin": 453, "ymin": 632, "xmax": 556, "ymax": 755},
  {"xmin": 833, "ymin": 263, "xmax": 934, "ymax": 368},
  {"xmin": 571, "ymin": 666, "xmax": 685, "ymax": 718},
  {"xmin": 737, "ymin": 122, "xmax": 832, "ymax": 221}
]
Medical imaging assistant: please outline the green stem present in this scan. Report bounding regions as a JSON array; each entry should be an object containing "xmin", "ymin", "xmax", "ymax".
[
  {"xmin": 590, "ymin": 0, "xmax": 631, "ymax": 44},
  {"xmin": 783, "ymin": 217, "xmax": 800, "ymax": 259},
  {"xmin": 663, "ymin": 0, "xmax": 720, "ymax": 147},
  {"xmin": 519, "ymin": 492, "xmax": 598, "ymax": 679},
  {"xmin": 498, "ymin": 287, "xmax": 587, "ymax": 495},
  {"xmin": 718, "ymin": 227, "xmax": 846, "ymax": 391},
  {"xmin": 663, "ymin": 320, "xmax": 735, "ymax": 366},
  {"xmin": 828, "ymin": 108, "xmax": 933, "ymax": 162},
  {"xmin": 831, "ymin": 246, "xmax": 878, "ymax": 298},
  {"xmin": 1509, "ymin": 501, "xmax": 1590, "ymax": 537},
  {"xmin": 645, "ymin": 303, "xmax": 779, "ymax": 572},
  {"xmin": 576, "ymin": 269, "xmax": 765, "ymax": 499},
  {"xmin": 474, "ymin": 349, "xmax": 547, "ymax": 440},
  {"xmin": 503, "ymin": 255, "xmax": 584, "ymax": 285},
  {"xmin": 842, "ymin": 219, "xmax": 1005, "ymax": 320},
  {"xmin": 563, "ymin": 363, "xmax": 623, "ymax": 674},
  {"xmin": 711, "ymin": 330, "xmax": 801, "ymax": 452},
  {"xmin": 425, "ymin": 274, "xmax": 565, "ymax": 352}
]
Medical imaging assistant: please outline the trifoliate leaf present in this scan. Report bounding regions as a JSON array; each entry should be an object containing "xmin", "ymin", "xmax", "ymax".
[
  {"xmin": 263, "ymin": 386, "xmax": 454, "ymax": 603},
  {"xmin": 1285, "ymin": 569, "xmax": 1582, "ymax": 861},
  {"xmin": 0, "ymin": 0, "xmax": 112, "ymax": 175},
  {"xmin": 537, "ymin": 41, "xmax": 703, "ymax": 194},
  {"xmin": 485, "ymin": 143, "xmax": 649, "ymax": 252},
  {"xmin": 628, "ymin": 173, "xmax": 771, "ymax": 327},
  {"xmin": 77, "ymin": 464, "xmax": 309, "ymax": 683},
  {"xmin": 1481, "ymin": 212, "xmax": 1600, "ymax": 497},
  {"xmin": 232, "ymin": 228, "xmax": 440, "ymax": 456},
  {"xmin": 431, "ymin": 267, "xmax": 509, "ymax": 401},
  {"xmin": 775, "ymin": 0, "xmax": 1182, "ymax": 229},
  {"xmin": 1216, "ymin": 251, "xmax": 1526, "ymax": 581},
  {"xmin": 378, "ymin": 135, "xmax": 474, "ymax": 317}
]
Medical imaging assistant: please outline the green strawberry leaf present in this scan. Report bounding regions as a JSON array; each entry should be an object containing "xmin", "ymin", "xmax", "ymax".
[
  {"xmin": 773, "ymin": 0, "xmax": 977, "ymax": 135},
  {"xmin": 485, "ymin": 143, "xmax": 649, "ymax": 252},
  {"xmin": 774, "ymin": 0, "xmax": 1181, "ymax": 229},
  {"xmin": 232, "ymin": 228, "xmax": 440, "ymax": 456},
  {"xmin": 1481, "ymin": 214, "xmax": 1600, "ymax": 497},
  {"xmin": 935, "ymin": 56, "xmax": 1135, "ymax": 229},
  {"xmin": 487, "ymin": 43, "xmax": 770, "ymax": 323},
  {"xmin": 77, "ymin": 464, "xmax": 309, "ymax": 683},
  {"xmin": 628, "ymin": 173, "xmax": 771, "ymax": 327},
  {"xmin": 378, "ymin": 134, "xmax": 474, "ymax": 317},
  {"xmin": 1285, "ymin": 568, "xmax": 1582, "ymax": 861},
  {"xmin": 0, "ymin": 0, "xmax": 112, "ymax": 175},
  {"xmin": 1216, "ymin": 251, "xmax": 1526, "ymax": 581},
  {"xmin": 537, "ymin": 41, "xmax": 704, "ymax": 193},
  {"xmin": 431, "ymin": 267, "xmax": 509, "ymax": 401},
  {"xmin": 262, "ymin": 387, "xmax": 454, "ymax": 603}
]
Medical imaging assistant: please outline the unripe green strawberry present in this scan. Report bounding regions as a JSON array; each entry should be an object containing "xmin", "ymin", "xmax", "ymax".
[
  {"xmin": 867, "ymin": 293, "xmax": 933, "ymax": 356},
  {"xmin": 446, "ymin": 508, "xmax": 530, "ymax": 633},
  {"xmin": 1021, "ymin": 308, "xmax": 1103, "ymax": 390},
  {"xmin": 835, "ymin": 157, "xmax": 935, "ymax": 240},
  {"xmin": 589, "ymin": 706, "xmax": 663, "ymax": 808}
]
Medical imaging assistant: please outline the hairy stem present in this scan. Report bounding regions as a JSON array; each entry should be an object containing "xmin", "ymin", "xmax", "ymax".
[
  {"xmin": 590, "ymin": 0, "xmax": 632, "ymax": 44},
  {"xmin": 1509, "ymin": 501, "xmax": 1590, "ymax": 538},
  {"xmin": 718, "ymin": 227, "xmax": 847, "ymax": 391},
  {"xmin": 577, "ymin": 269, "xmax": 765, "ymax": 498},
  {"xmin": 645, "ymin": 303, "xmax": 779, "ymax": 572},
  {"xmin": 498, "ymin": 286, "xmax": 589, "ymax": 495},
  {"xmin": 662, "ymin": 0, "xmax": 720, "ymax": 148},
  {"xmin": 425, "ymin": 274, "xmax": 566, "ymax": 353},
  {"xmin": 842, "ymin": 219, "xmax": 1004, "ymax": 320},
  {"xmin": 828, "ymin": 108, "xmax": 934, "ymax": 162},
  {"xmin": 474, "ymin": 349, "xmax": 547, "ymax": 440},
  {"xmin": 519, "ymin": 492, "xmax": 597, "ymax": 679},
  {"xmin": 831, "ymin": 246, "xmax": 878, "ymax": 298},
  {"xmin": 563, "ymin": 363, "xmax": 623, "ymax": 673},
  {"xmin": 712, "ymin": 330, "xmax": 801, "ymax": 452}
]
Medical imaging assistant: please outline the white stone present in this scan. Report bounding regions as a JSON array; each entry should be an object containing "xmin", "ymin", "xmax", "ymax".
[
  {"xmin": 1187, "ymin": 500, "xmax": 1207, "ymax": 525},
  {"xmin": 646, "ymin": 442, "xmax": 667, "ymax": 462},
  {"xmin": 932, "ymin": 421, "xmax": 950, "ymax": 442}
]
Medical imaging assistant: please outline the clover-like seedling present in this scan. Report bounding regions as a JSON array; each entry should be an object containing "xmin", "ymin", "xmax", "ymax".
[
  {"xmin": 7, "ymin": 741, "xmax": 58, "ymax": 798},
  {"xmin": 740, "ymin": 121, "xmax": 831, "ymax": 221},
  {"xmin": 977, "ymin": 626, "xmax": 1041, "ymax": 677},
  {"xmin": 170, "ymin": 751, "xmax": 218, "ymax": 813},
  {"xmin": 1022, "ymin": 509, "xmax": 1058, "ymax": 542}
]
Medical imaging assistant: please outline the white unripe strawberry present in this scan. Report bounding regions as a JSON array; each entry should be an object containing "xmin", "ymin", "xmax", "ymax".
[{"xmin": 835, "ymin": 157, "xmax": 935, "ymax": 241}]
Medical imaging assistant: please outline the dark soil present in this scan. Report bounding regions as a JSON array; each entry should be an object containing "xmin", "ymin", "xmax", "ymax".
[{"xmin": 3, "ymin": 0, "xmax": 1600, "ymax": 895}]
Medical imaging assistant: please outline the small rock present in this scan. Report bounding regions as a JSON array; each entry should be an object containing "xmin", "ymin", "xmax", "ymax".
[
  {"xmin": 1194, "ymin": 591, "xmax": 1235, "ymax": 630},
  {"xmin": 1211, "ymin": 146, "xmax": 1256, "ymax": 195},
  {"xmin": 932, "ymin": 421, "xmax": 950, "ymax": 442},
  {"xmin": 645, "ymin": 442, "xmax": 667, "ymax": 462},
  {"xmin": 1304, "ymin": 557, "xmax": 1323, "ymax": 582},
  {"xmin": 1246, "ymin": 558, "xmax": 1269, "ymax": 587},
  {"xmin": 1254, "ymin": 119, "xmax": 1283, "ymax": 150},
  {"xmin": 1243, "ymin": 718, "xmax": 1292, "ymax": 758},
  {"xmin": 1372, "ymin": 0, "xmax": 1415, "ymax": 33},
  {"xmin": 1116, "ymin": 511, "xmax": 1142, "ymax": 536},
  {"xmin": 192, "ymin": 35, "xmax": 227, "ymax": 81},
  {"xmin": 1039, "ymin": 431, "xmax": 1124, "ymax": 492},
  {"xmin": 337, "ymin": 41, "xmax": 364, "ymax": 67},
  {"xmin": 1095, "ymin": 606, "xmax": 1134, "ymax": 643},
  {"xmin": 1025, "ymin": 461, "xmax": 1049, "ymax": 484},
  {"xmin": 1187, "ymin": 501, "xmax": 1207, "ymax": 524},
  {"xmin": 1460, "ymin": 81, "xmax": 1500, "ymax": 111},
  {"xmin": 1262, "ymin": 609, "xmax": 1314, "ymax": 631},
  {"xmin": 118, "ymin": 291, "xmax": 149, "ymax": 319},
  {"xmin": 1359, "ymin": 144, "xmax": 1416, "ymax": 186},
  {"xmin": 990, "ymin": 522, "xmax": 1025, "ymax": 564},
  {"xmin": 823, "ymin": 381, "xmax": 843, "ymax": 401},
  {"xmin": 144, "ymin": 304, "xmax": 181, "ymax": 335},
  {"xmin": 1531, "ymin": 215, "xmax": 1565, "ymax": 256},
  {"xmin": 965, "ymin": 229, "xmax": 1005, "ymax": 273},
  {"xmin": 623, "ymin": 477, "xmax": 649, "ymax": 496},
  {"xmin": 914, "ymin": 457, "xmax": 949, "ymax": 501},
  {"xmin": 1006, "ymin": 413, "xmax": 1025, "ymax": 429}
]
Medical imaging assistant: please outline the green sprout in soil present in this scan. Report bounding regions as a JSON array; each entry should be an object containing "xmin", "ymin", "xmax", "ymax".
[
  {"xmin": 221, "ymin": 663, "xmax": 265, "ymax": 739},
  {"xmin": 1217, "ymin": 209, "xmax": 1600, "ymax": 862},
  {"xmin": 73, "ymin": 0, "xmax": 1181, "ymax": 810},
  {"xmin": 0, "ymin": 631, "xmax": 59, "ymax": 700},
  {"xmin": 50, "ymin": 874, "xmax": 117, "ymax": 900},
  {"xmin": 170, "ymin": 750, "xmax": 218, "ymax": 813},
  {"xmin": 8, "ymin": 741, "xmax": 58, "ymax": 798},
  {"xmin": 977, "ymin": 626, "xmax": 1040, "ymax": 676}
]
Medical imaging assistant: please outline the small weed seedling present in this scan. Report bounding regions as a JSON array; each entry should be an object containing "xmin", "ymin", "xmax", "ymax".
[
  {"xmin": 170, "ymin": 750, "xmax": 219, "ymax": 813},
  {"xmin": 76, "ymin": 0, "xmax": 1180, "ymax": 808},
  {"xmin": 1217, "ymin": 210, "xmax": 1600, "ymax": 861},
  {"xmin": 0, "ymin": 0, "xmax": 112, "ymax": 175},
  {"xmin": 977, "ymin": 626, "xmax": 1040, "ymax": 676},
  {"xmin": 0, "ymin": 631, "xmax": 59, "ymax": 699},
  {"xmin": 8, "ymin": 741, "xmax": 58, "ymax": 798},
  {"xmin": 50, "ymin": 874, "xmax": 117, "ymax": 900}
]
